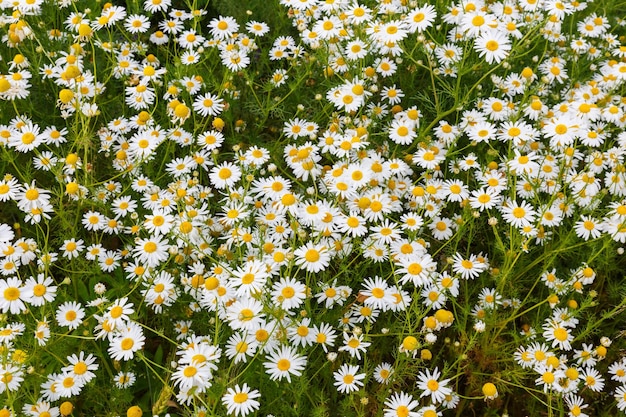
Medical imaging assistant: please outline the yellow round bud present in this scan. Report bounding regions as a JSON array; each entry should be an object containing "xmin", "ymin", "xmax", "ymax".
[
  {"xmin": 0, "ymin": 77, "xmax": 11, "ymax": 93},
  {"xmin": 402, "ymin": 336, "xmax": 418, "ymax": 351},
  {"xmin": 64, "ymin": 65, "xmax": 81, "ymax": 79},
  {"xmin": 66, "ymin": 182, "xmax": 79, "ymax": 195},
  {"xmin": 59, "ymin": 89, "xmax": 74, "ymax": 104},
  {"xmin": 127, "ymin": 406, "xmax": 142, "ymax": 417},
  {"xmin": 212, "ymin": 117, "xmax": 225, "ymax": 130},
  {"xmin": 482, "ymin": 382, "xmax": 498, "ymax": 398},
  {"xmin": 434, "ymin": 309, "xmax": 454, "ymax": 324},
  {"xmin": 174, "ymin": 103, "xmax": 189, "ymax": 119},
  {"xmin": 60, "ymin": 402, "xmax": 74, "ymax": 416},
  {"xmin": 78, "ymin": 23, "xmax": 92, "ymax": 37},
  {"xmin": 137, "ymin": 111, "xmax": 150, "ymax": 123},
  {"xmin": 424, "ymin": 316, "xmax": 437, "ymax": 330},
  {"xmin": 65, "ymin": 153, "xmax": 79, "ymax": 165}
]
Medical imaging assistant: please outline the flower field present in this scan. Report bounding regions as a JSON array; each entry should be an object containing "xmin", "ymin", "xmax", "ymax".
[{"xmin": 1, "ymin": 0, "xmax": 626, "ymax": 416}]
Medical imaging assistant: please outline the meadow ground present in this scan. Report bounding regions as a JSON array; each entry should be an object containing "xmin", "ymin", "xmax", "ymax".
[{"xmin": 1, "ymin": 0, "xmax": 626, "ymax": 416}]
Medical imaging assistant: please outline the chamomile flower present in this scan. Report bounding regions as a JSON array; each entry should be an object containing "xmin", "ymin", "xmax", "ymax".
[
  {"xmin": 469, "ymin": 188, "xmax": 502, "ymax": 211},
  {"xmin": 346, "ymin": 3, "xmax": 373, "ymax": 24},
  {"xmin": 222, "ymin": 383, "xmax": 261, "ymax": 417},
  {"xmin": 451, "ymin": 253, "xmax": 487, "ymax": 279},
  {"xmin": 413, "ymin": 147, "xmax": 446, "ymax": 170},
  {"xmin": 114, "ymin": 371, "xmax": 136, "ymax": 389},
  {"xmin": 315, "ymin": 280, "xmax": 351, "ymax": 308},
  {"xmin": 271, "ymin": 277, "xmax": 306, "ymax": 311},
  {"xmin": 573, "ymin": 343, "xmax": 597, "ymax": 368},
  {"xmin": 374, "ymin": 362, "xmax": 394, "ymax": 384},
  {"xmin": 501, "ymin": 200, "xmax": 537, "ymax": 228},
  {"xmin": 333, "ymin": 363, "xmax": 365, "ymax": 394},
  {"xmin": 543, "ymin": 116, "xmax": 580, "ymax": 148},
  {"xmin": 192, "ymin": 93, "xmax": 224, "ymax": 118},
  {"xmin": 224, "ymin": 332, "xmax": 257, "ymax": 364},
  {"xmin": 508, "ymin": 151, "xmax": 540, "ymax": 175},
  {"xmin": 108, "ymin": 322, "xmax": 146, "ymax": 361},
  {"xmin": 210, "ymin": 162, "xmax": 242, "ymax": 189},
  {"xmin": 263, "ymin": 345, "xmax": 307, "ymax": 383},
  {"xmin": 16, "ymin": 181, "xmax": 51, "ymax": 214},
  {"xmin": 615, "ymin": 385, "xmax": 626, "ymax": 411},
  {"xmin": 376, "ymin": 57, "xmax": 397, "ymax": 77},
  {"xmin": 56, "ymin": 301, "xmax": 85, "ymax": 330},
  {"xmin": 209, "ymin": 15, "xmax": 239, "ymax": 40},
  {"xmin": 178, "ymin": 29, "xmax": 205, "ymax": 49},
  {"xmin": 143, "ymin": 0, "xmax": 170, "ymax": 12},
  {"xmin": 338, "ymin": 332, "xmax": 371, "ymax": 360},
  {"xmin": 313, "ymin": 15, "xmax": 344, "ymax": 40},
  {"xmin": 396, "ymin": 253, "xmax": 437, "ymax": 286},
  {"xmin": 312, "ymin": 322, "xmax": 337, "ymax": 353},
  {"xmin": 0, "ymin": 258, "xmax": 19, "ymax": 276},
  {"xmin": 196, "ymin": 129, "xmax": 225, "ymax": 151},
  {"xmin": 104, "ymin": 297, "xmax": 134, "ymax": 328},
  {"xmin": 400, "ymin": 212, "xmax": 424, "ymax": 231},
  {"xmin": 133, "ymin": 236, "xmax": 169, "ymax": 268},
  {"xmin": 467, "ymin": 121, "xmax": 496, "ymax": 143},
  {"xmin": 421, "ymin": 285, "xmax": 448, "ymax": 310},
  {"xmin": 230, "ymin": 259, "xmax": 268, "ymax": 297},
  {"xmin": 288, "ymin": 317, "xmax": 316, "ymax": 348},
  {"xmin": 171, "ymin": 361, "xmax": 212, "ymax": 391},
  {"xmin": 124, "ymin": 14, "xmax": 150, "ymax": 33},
  {"xmin": 609, "ymin": 360, "xmax": 626, "ymax": 383},
  {"xmin": 478, "ymin": 287, "xmax": 502, "ymax": 309},
  {"xmin": 60, "ymin": 238, "xmax": 84, "ymax": 259},
  {"xmin": 0, "ymin": 277, "xmax": 28, "ymax": 314},
  {"xmin": 246, "ymin": 21, "xmax": 269, "ymax": 36},
  {"xmin": 294, "ymin": 242, "xmax": 331, "ymax": 273},
  {"xmin": 226, "ymin": 297, "xmax": 265, "ymax": 331},
  {"xmin": 370, "ymin": 220, "xmax": 401, "ymax": 245},
  {"xmin": 177, "ymin": 49, "xmax": 199, "ymax": 64},
  {"xmin": 580, "ymin": 367, "xmax": 605, "ymax": 392},
  {"xmin": 429, "ymin": 216, "xmax": 456, "ymax": 240},
  {"xmin": 62, "ymin": 352, "xmax": 98, "ymax": 384},
  {"xmin": 111, "ymin": 196, "xmax": 137, "ymax": 218},
  {"xmin": 344, "ymin": 39, "xmax": 369, "ymax": 60},
  {"xmin": 383, "ymin": 391, "xmax": 420, "ymax": 417},
  {"xmin": 388, "ymin": 118, "xmax": 416, "ymax": 145},
  {"xmin": 33, "ymin": 151, "xmax": 57, "ymax": 171},
  {"xmin": 0, "ymin": 176, "xmax": 19, "ymax": 202},
  {"xmin": 564, "ymin": 394, "xmax": 588, "ymax": 417},
  {"xmin": 0, "ymin": 364, "xmax": 24, "ymax": 393},
  {"xmin": 542, "ymin": 319, "xmax": 574, "ymax": 351},
  {"xmin": 474, "ymin": 29, "xmax": 511, "ymax": 64},
  {"xmin": 405, "ymin": 4, "xmax": 437, "ymax": 32},
  {"xmin": 574, "ymin": 215, "xmax": 603, "ymax": 240},
  {"xmin": 22, "ymin": 274, "xmax": 57, "ymax": 306},
  {"xmin": 361, "ymin": 276, "xmax": 395, "ymax": 310},
  {"xmin": 381, "ymin": 85, "xmax": 404, "ymax": 105},
  {"xmin": 417, "ymin": 367, "xmax": 453, "ymax": 404}
]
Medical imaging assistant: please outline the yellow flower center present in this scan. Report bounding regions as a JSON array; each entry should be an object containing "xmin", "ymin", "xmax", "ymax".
[
  {"xmin": 110, "ymin": 306, "xmax": 124, "ymax": 319},
  {"xmin": 121, "ymin": 338, "xmax": 134, "ymax": 350},
  {"xmin": 144, "ymin": 242, "xmax": 157, "ymax": 253},
  {"xmin": 4, "ymin": 287, "xmax": 20, "ymax": 301},
  {"xmin": 233, "ymin": 392, "xmax": 248, "ymax": 403},
  {"xmin": 183, "ymin": 366, "xmax": 197, "ymax": 377},
  {"xmin": 305, "ymin": 249, "xmax": 320, "ymax": 262},
  {"xmin": 281, "ymin": 287, "xmax": 295, "ymax": 299},
  {"xmin": 277, "ymin": 359, "xmax": 291, "ymax": 371}
]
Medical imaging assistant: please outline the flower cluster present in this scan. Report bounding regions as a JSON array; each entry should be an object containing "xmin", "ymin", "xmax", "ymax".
[{"xmin": 0, "ymin": 0, "xmax": 626, "ymax": 416}]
